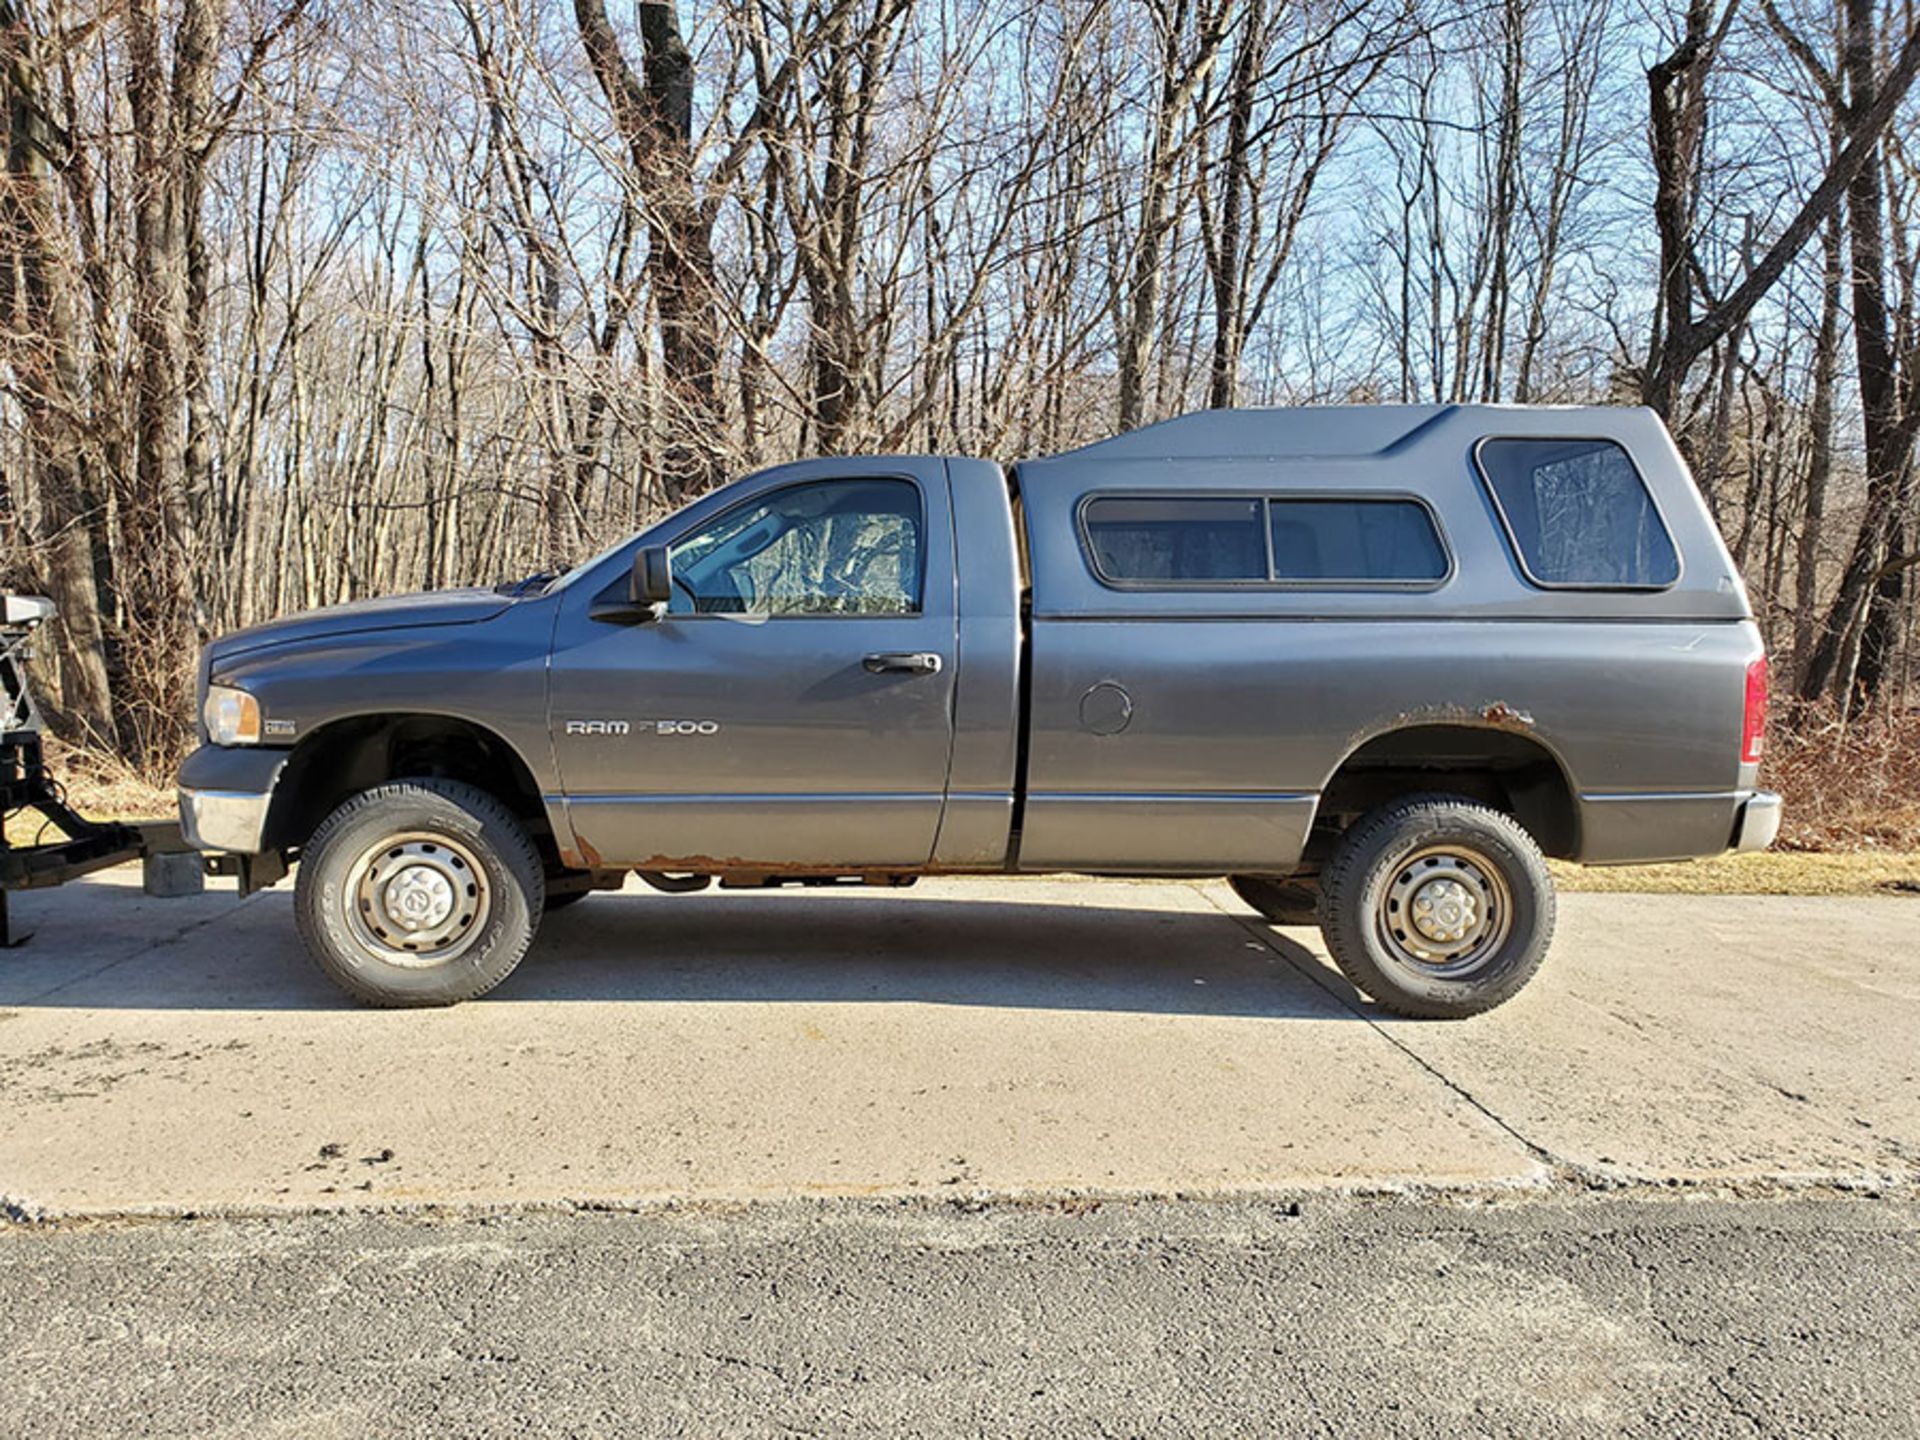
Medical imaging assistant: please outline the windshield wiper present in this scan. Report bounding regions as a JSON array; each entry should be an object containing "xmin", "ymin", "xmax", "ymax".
[{"xmin": 495, "ymin": 571, "xmax": 557, "ymax": 598}]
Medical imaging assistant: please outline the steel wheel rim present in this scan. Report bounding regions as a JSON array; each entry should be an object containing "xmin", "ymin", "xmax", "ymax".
[
  {"xmin": 343, "ymin": 832, "xmax": 490, "ymax": 969},
  {"xmin": 1374, "ymin": 843, "xmax": 1513, "ymax": 979}
]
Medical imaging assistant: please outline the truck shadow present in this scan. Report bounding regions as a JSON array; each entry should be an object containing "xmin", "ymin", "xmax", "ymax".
[{"xmin": 0, "ymin": 882, "xmax": 1364, "ymax": 1020}]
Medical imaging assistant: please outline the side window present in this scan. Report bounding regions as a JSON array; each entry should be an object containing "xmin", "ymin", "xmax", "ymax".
[
  {"xmin": 667, "ymin": 479, "xmax": 923, "ymax": 616},
  {"xmin": 1477, "ymin": 438, "xmax": 1680, "ymax": 588},
  {"xmin": 1080, "ymin": 493, "xmax": 1450, "ymax": 587},
  {"xmin": 1082, "ymin": 497, "xmax": 1265, "ymax": 582},
  {"xmin": 1268, "ymin": 499, "xmax": 1447, "ymax": 582}
]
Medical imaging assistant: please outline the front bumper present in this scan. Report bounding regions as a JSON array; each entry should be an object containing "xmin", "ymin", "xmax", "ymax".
[
  {"xmin": 179, "ymin": 786, "xmax": 274, "ymax": 853},
  {"xmin": 176, "ymin": 745, "xmax": 288, "ymax": 854},
  {"xmin": 1731, "ymin": 790, "xmax": 1783, "ymax": 853}
]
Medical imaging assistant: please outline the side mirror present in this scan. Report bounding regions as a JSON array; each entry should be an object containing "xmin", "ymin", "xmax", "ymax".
[
  {"xmin": 631, "ymin": 545, "xmax": 672, "ymax": 607},
  {"xmin": 591, "ymin": 545, "xmax": 673, "ymax": 624}
]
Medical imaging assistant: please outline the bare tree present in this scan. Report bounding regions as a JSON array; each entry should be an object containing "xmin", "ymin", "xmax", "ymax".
[
  {"xmin": 1764, "ymin": 0, "xmax": 1920, "ymax": 706},
  {"xmin": 0, "ymin": 0, "xmax": 115, "ymax": 744},
  {"xmin": 573, "ymin": 0, "xmax": 725, "ymax": 502},
  {"xmin": 1639, "ymin": 0, "xmax": 1920, "ymax": 426},
  {"xmin": 1116, "ymin": 0, "xmax": 1233, "ymax": 431}
]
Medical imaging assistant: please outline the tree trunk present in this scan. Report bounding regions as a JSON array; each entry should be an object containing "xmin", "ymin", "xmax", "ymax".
[
  {"xmin": 574, "ymin": 0, "xmax": 723, "ymax": 504},
  {"xmin": 1476, "ymin": 0, "xmax": 1525, "ymax": 403},
  {"xmin": 1205, "ymin": 0, "xmax": 1257, "ymax": 410},
  {"xmin": 1792, "ymin": 209, "xmax": 1842, "ymax": 689},
  {"xmin": 1798, "ymin": 2, "xmax": 1920, "ymax": 707},
  {"xmin": 121, "ymin": 0, "xmax": 227, "ymax": 767},
  {"xmin": 0, "ymin": 1, "xmax": 117, "ymax": 745},
  {"xmin": 1119, "ymin": 0, "xmax": 1230, "ymax": 431}
]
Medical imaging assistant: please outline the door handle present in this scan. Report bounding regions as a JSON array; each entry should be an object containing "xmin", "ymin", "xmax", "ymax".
[{"xmin": 863, "ymin": 651, "xmax": 943, "ymax": 675}]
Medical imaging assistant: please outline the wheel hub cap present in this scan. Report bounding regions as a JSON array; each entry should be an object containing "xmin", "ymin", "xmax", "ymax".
[
  {"xmin": 1376, "ymin": 845, "xmax": 1514, "ymax": 977},
  {"xmin": 345, "ymin": 835, "xmax": 490, "ymax": 969},
  {"xmin": 1410, "ymin": 877, "xmax": 1477, "ymax": 944},
  {"xmin": 384, "ymin": 865, "xmax": 456, "ymax": 932}
]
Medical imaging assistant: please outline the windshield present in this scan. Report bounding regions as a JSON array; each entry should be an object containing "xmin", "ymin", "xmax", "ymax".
[{"xmin": 545, "ymin": 477, "xmax": 812, "ymax": 594}]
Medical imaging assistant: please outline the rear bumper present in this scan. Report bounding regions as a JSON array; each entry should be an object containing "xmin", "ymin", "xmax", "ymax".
[
  {"xmin": 1731, "ymin": 790, "xmax": 1783, "ymax": 853},
  {"xmin": 1577, "ymin": 788, "xmax": 1782, "ymax": 864},
  {"xmin": 176, "ymin": 745, "xmax": 288, "ymax": 854}
]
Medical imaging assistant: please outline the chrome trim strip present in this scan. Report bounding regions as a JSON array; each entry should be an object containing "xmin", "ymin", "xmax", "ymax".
[
  {"xmin": 1026, "ymin": 791, "xmax": 1316, "ymax": 804},
  {"xmin": 563, "ymin": 792, "xmax": 948, "ymax": 806},
  {"xmin": 1580, "ymin": 790, "xmax": 1741, "ymax": 804}
]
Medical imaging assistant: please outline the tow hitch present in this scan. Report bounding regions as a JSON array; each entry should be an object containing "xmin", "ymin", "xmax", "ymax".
[{"xmin": 0, "ymin": 596, "xmax": 203, "ymax": 946}]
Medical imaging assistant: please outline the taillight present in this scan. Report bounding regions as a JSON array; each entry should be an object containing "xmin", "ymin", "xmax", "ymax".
[{"xmin": 1741, "ymin": 656, "xmax": 1769, "ymax": 765}]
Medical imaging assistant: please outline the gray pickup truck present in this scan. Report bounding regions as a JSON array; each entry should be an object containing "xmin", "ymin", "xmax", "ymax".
[{"xmin": 179, "ymin": 405, "xmax": 1777, "ymax": 1016}]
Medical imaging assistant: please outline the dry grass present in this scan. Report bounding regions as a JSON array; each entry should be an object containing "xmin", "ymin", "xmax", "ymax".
[
  {"xmin": 1552, "ymin": 851, "xmax": 1920, "ymax": 896},
  {"xmin": 3, "ymin": 735, "xmax": 174, "ymax": 847},
  {"xmin": 38, "ymin": 735, "xmax": 175, "ymax": 817}
]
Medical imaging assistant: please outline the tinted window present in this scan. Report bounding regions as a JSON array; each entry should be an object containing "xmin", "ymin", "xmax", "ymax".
[
  {"xmin": 667, "ymin": 479, "xmax": 922, "ymax": 616},
  {"xmin": 1477, "ymin": 438, "xmax": 1679, "ymax": 588},
  {"xmin": 1268, "ymin": 499, "xmax": 1447, "ymax": 582},
  {"xmin": 1083, "ymin": 497, "xmax": 1265, "ymax": 582}
]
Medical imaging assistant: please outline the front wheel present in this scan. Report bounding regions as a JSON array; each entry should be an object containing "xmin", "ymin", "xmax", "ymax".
[
  {"xmin": 294, "ymin": 779, "xmax": 545, "ymax": 1007},
  {"xmin": 1317, "ymin": 795, "xmax": 1554, "ymax": 1019}
]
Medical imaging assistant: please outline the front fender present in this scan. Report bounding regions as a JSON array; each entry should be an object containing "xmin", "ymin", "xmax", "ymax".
[{"xmin": 205, "ymin": 603, "xmax": 560, "ymax": 793}]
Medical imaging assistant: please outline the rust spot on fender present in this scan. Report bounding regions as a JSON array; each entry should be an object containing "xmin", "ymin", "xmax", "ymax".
[
  {"xmin": 631, "ymin": 853, "xmax": 815, "ymax": 874},
  {"xmin": 1479, "ymin": 701, "xmax": 1535, "ymax": 731},
  {"xmin": 1344, "ymin": 701, "xmax": 1540, "ymax": 756}
]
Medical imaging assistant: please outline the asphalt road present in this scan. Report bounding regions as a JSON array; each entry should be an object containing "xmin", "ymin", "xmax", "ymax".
[{"xmin": 3, "ymin": 1195, "xmax": 1917, "ymax": 1437}]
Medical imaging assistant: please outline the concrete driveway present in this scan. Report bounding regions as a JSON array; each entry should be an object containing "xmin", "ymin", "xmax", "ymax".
[{"xmin": 0, "ymin": 872, "xmax": 1915, "ymax": 1218}]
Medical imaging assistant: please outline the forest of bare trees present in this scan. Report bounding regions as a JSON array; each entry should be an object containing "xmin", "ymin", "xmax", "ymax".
[{"xmin": 3, "ymin": 0, "xmax": 1919, "ymax": 777}]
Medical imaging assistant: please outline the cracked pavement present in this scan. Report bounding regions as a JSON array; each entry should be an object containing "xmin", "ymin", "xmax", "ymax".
[
  {"xmin": 2, "ymin": 871, "xmax": 1917, "ymax": 1434},
  {"xmin": 2, "ymin": 872, "xmax": 1916, "ymax": 1216}
]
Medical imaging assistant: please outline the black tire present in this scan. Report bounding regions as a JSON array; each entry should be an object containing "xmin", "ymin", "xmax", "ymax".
[
  {"xmin": 1228, "ymin": 874, "xmax": 1321, "ymax": 927},
  {"xmin": 294, "ymin": 779, "xmax": 545, "ymax": 1007},
  {"xmin": 1317, "ymin": 794, "xmax": 1554, "ymax": 1019}
]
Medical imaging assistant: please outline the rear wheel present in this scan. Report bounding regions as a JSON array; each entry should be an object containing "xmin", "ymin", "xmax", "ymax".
[
  {"xmin": 1228, "ymin": 874, "xmax": 1320, "ymax": 926},
  {"xmin": 1317, "ymin": 794, "xmax": 1554, "ymax": 1019},
  {"xmin": 294, "ymin": 779, "xmax": 544, "ymax": 1007}
]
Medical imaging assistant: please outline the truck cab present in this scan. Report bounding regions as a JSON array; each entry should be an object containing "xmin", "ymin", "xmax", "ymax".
[{"xmin": 180, "ymin": 406, "xmax": 1778, "ymax": 1016}]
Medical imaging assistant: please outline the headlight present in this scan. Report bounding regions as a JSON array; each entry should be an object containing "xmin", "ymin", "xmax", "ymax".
[{"xmin": 203, "ymin": 684, "xmax": 262, "ymax": 746}]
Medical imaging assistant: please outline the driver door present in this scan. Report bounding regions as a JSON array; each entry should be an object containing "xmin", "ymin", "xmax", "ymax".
[{"xmin": 546, "ymin": 463, "xmax": 958, "ymax": 869}]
